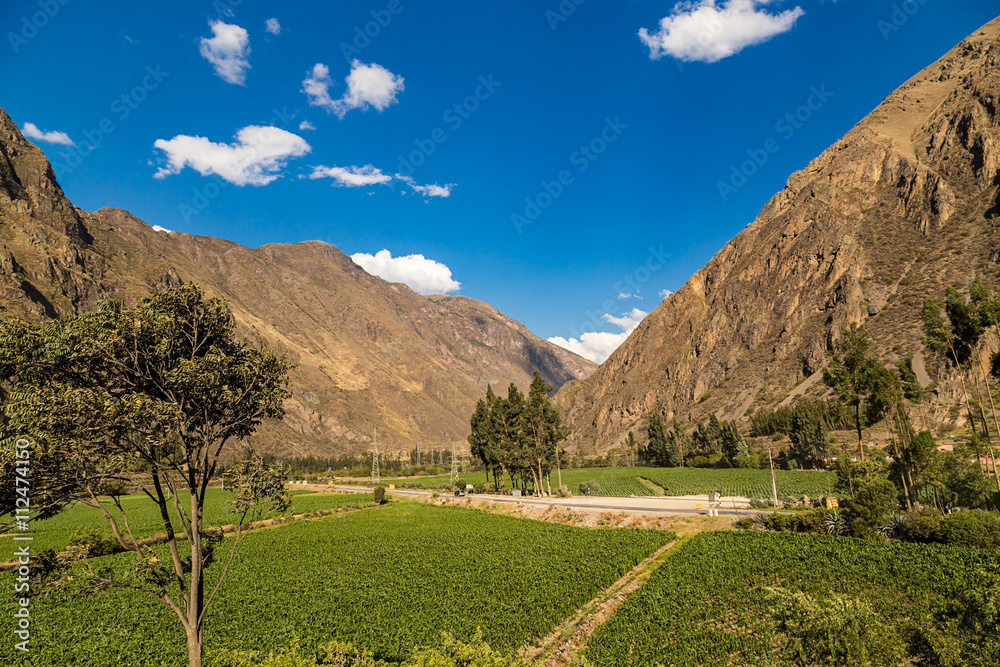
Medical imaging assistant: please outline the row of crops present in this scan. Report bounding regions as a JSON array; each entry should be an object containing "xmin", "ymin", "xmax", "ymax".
[
  {"xmin": 637, "ymin": 467, "xmax": 834, "ymax": 498},
  {"xmin": 0, "ymin": 502, "xmax": 674, "ymax": 666},
  {"xmin": 586, "ymin": 531, "xmax": 1000, "ymax": 666},
  {"xmin": 381, "ymin": 467, "xmax": 835, "ymax": 499},
  {"xmin": 0, "ymin": 488, "xmax": 374, "ymax": 555}
]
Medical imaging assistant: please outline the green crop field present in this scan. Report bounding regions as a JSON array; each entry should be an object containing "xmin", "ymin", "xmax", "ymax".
[
  {"xmin": 586, "ymin": 531, "xmax": 1000, "ymax": 666},
  {"xmin": 0, "ymin": 489, "xmax": 374, "ymax": 556},
  {"xmin": 637, "ymin": 467, "xmax": 834, "ymax": 498},
  {"xmin": 0, "ymin": 502, "xmax": 673, "ymax": 666},
  {"xmin": 379, "ymin": 467, "xmax": 835, "ymax": 499}
]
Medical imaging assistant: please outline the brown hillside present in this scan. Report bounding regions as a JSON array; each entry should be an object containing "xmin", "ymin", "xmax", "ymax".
[
  {"xmin": 557, "ymin": 16, "xmax": 1000, "ymax": 451},
  {"xmin": 0, "ymin": 111, "xmax": 595, "ymax": 456}
]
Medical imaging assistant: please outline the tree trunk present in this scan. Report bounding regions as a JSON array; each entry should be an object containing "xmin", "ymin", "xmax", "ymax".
[
  {"xmin": 556, "ymin": 448, "xmax": 562, "ymax": 490},
  {"xmin": 947, "ymin": 337, "xmax": 978, "ymax": 437},
  {"xmin": 186, "ymin": 625, "xmax": 203, "ymax": 667},
  {"xmin": 855, "ymin": 401, "xmax": 865, "ymax": 462},
  {"xmin": 975, "ymin": 346, "xmax": 1000, "ymax": 493},
  {"xmin": 187, "ymin": 490, "xmax": 204, "ymax": 667},
  {"xmin": 768, "ymin": 448, "xmax": 778, "ymax": 505},
  {"xmin": 889, "ymin": 435, "xmax": 913, "ymax": 511}
]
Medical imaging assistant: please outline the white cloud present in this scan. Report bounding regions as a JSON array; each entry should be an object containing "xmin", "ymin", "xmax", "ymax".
[
  {"xmin": 151, "ymin": 225, "xmax": 173, "ymax": 233},
  {"xmin": 639, "ymin": 0, "xmax": 804, "ymax": 63},
  {"xmin": 153, "ymin": 125, "xmax": 311, "ymax": 186},
  {"xmin": 265, "ymin": 18, "xmax": 281, "ymax": 35},
  {"xmin": 298, "ymin": 120, "xmax": 316, "ymax": 130},
  {"xmin": 617, "ymin": 292, "xmax": 635, "ymax": 299},
  {"xmin": 548, "ymin": 308, "xmax": 647, "ymax": 364},
  {"xmin": 351, "ymin": 249, "xmax": 460, "ymax": 295},
  {"xmin": 396, "ymin": 174, "xmax": 454, "ymax": 198},
  {"xmin": 200, "ymin": 21, "xmax": 251, "ymax": 85},
  {"xmin": 303, "ymin": 60, "xmax": 404, "ymax": 119},
  {"xmin": 410, "ymin": 183, "xmax": 454, "ymax": 198},
  {"xmin": 22, "ymin": 122, "xmax": 75, "ymax": 146},
  {"xmin": 659, "ymin": 288, "xmax": 674, "ymax": 299},
  {"xmin": 310, "ymin": 164, "xmax": 392, "ymax": 188}
]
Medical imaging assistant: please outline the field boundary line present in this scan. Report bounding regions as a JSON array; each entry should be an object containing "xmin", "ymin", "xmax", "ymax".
[{"xmin": 522, "ymin": 534, "xmax": 693, "ymax": 666}]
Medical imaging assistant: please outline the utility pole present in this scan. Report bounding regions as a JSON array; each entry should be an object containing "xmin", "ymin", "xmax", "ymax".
[
  {"xmin": 448, "ymin": 433, "xmax": 458, "ymax": 486},
  {"xmin": 768, "ymin": 447, "xmax": 778, "ymax": 506},
  {"xmin": 371, "ymin": 427, "xmax": 380, "ymax": 485}
]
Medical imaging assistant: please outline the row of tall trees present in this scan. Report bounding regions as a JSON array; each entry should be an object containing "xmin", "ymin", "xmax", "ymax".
[
  {"xmin": 467, "ymin": 371, "xmax": 570, "ymax": 496},
  {"xmin": 642, "ymin": 413, "xmax": 752, "ymax": 468}
]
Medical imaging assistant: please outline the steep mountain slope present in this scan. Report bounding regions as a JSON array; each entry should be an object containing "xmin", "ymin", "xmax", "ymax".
[
  {"xmin": 0, "ymin": 111, "xmax": 595, "ymax": 456},
  {"xmin": 557, "ymin": 17, "xmax": 1000, "ymax": 450}
]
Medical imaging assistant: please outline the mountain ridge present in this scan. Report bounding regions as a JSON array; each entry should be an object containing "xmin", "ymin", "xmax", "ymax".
[
  {"xmin": 556, "ymin": 15, "xmax": 1000, "ymax": 451},
  {"xmin": 0, "ymin": 110, "xmax": 596, "ymax": 456}
]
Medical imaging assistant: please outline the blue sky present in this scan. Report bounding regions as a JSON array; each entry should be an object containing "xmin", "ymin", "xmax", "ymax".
[{"xmin": 3, "ymin": 0, "xmax": 997, "ymax": 363}]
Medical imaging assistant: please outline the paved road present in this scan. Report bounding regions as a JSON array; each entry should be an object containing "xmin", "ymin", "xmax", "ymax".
[{"xmin": 304, "ymin": 484, "xmax": 759, "ymax": 518}]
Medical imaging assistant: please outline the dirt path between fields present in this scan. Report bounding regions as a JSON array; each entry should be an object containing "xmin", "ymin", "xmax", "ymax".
[{"xmin": 520, "ymin": 538, "xmax": 686, "ymax": 666}]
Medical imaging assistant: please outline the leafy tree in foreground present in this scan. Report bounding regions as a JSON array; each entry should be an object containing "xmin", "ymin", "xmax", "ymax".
[{"xmin": 0, "ymin": 284, "xmax": 291, "ymax": 667}]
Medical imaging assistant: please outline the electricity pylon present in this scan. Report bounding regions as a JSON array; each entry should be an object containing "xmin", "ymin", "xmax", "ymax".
[{"xmin": 370, "ymin": 427, "xmax": 380, "ymax": 485}]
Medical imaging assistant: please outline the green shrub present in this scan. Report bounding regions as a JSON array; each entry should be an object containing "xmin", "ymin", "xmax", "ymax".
[
  {"xmin": 850, "ymin": 478, "xmax": 899, "ymax": 529},
  {"xmin": 938, "ymin": 509, "xmax": 1000, "ymax": 549},
  {"xmin": 903, "ymin": 508, "xmax": 942, "ymax": 543},
  {"xmin": 373, "ymin": 485, "xmax": 386, "ymax": 504},
  {"xmin": 578, "ymin": 481, "xmax": 600, "ymax": 496},
  {"xmin": 732, "ymin": 517, "xmax": 754, "ymax": 530},
  {"xmin": 762, "ymin": 509, "xmax": 826, "ymax": 534},
  {"xmin": 766, "ymin": 587, "xmax": 905, "ymax": 666},
  {"xmin": 67, "ymin": 528, "xmax": 120, "ymax": 558}
]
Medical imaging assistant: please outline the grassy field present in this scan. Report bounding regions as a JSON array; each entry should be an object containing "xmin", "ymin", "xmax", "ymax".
[
  {"xmin": 0, "ymin": 502, "xmax": 673, "ymax": 666},
  {"xmin": 586, "ymin": 531, "xmax": 1000, "ymax": 666},
  {"xmin": 1, "ymin": 488, "xmax": 374, "ymax": 555},
  {"xmin": 378, "ymin": 466, "xmax": 836, "ymax": 499}
]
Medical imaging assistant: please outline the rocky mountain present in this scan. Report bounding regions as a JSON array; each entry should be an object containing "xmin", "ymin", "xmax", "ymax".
[
  {"xmin": 557, "ymin": 16, "xmax": 1000, "ymax": 451},
  {"xmin": 0, "ymin": 110, "xmax": 595, "ymax": 456}
]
